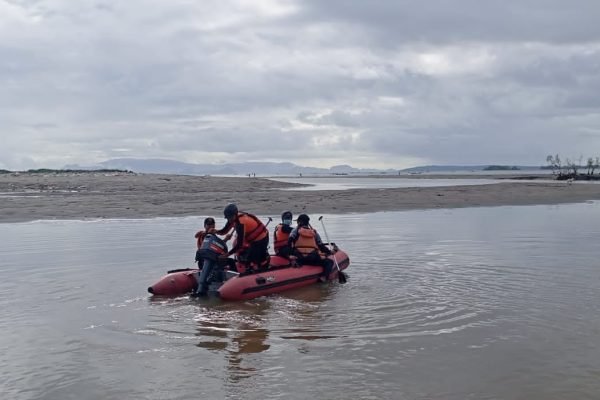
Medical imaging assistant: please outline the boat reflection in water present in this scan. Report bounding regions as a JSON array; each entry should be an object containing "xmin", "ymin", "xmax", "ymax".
[
  {"xmin": 196, "ymin": 318, "xmax": 270, "ymax": 382},
  {"xmin": 193, "ymin": 284, "xmax": 337, "ymax": 382}
]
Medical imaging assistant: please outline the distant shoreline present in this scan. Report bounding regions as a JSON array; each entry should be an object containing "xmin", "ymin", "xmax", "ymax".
[
  {"xmin": 265, "ymin": 172, "xmax": 552, "ymax": 180},
  {"xmin": 1, "ymin": 172, "xmax": 599, "ymax": 223}
]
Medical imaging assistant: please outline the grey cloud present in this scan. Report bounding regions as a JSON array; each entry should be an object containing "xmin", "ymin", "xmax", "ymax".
[
  {"xmin": 297, "ymin": 110, "xmax": 363, "ymax": 127},
  {"xmin": 298, "ymin": 1, "xmax": 600, "ymax": 45},
  {"xmin": 1, "ymin": 0, "xmax": 600, "ymax": 169}
]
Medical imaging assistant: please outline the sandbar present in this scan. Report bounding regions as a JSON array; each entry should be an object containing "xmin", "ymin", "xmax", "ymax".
[{"xmin": 1, "ymin": 172, "xmax": 599, "ymax": 223}]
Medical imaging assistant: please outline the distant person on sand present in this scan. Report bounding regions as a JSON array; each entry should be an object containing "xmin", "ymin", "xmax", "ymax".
[
  {"xmin": 216, "ymin": 203, "xmax": 270, "ymax": 272},
  {"xmin": 273, "ymin": 210, "xmax": 294, "ymax": 257},
  {"xmin": 288, "ymin": 214, "xmax": 333, "ymax": 281}
]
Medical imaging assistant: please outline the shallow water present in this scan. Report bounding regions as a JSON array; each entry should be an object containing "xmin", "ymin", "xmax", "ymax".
[
  {"xmin": 269, "ymin": 176, "xmax": 533, "ymax": 191},
  {"xmin": 2, "ymin": 202, "xmax": 600, "ymax": 400}
]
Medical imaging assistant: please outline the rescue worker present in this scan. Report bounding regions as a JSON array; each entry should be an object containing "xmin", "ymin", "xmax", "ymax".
[
  {"xmin": 192, "ymin": 217, "xmax": 229, "ymax": 297},
  {"xmin": 273, "ymin": 210, "xmax": 293, "ymax": 257},
  {"xmin": 287, "ymin": 214, "xmax": 333, "ymax": 281},
  {"xmin": 216, "ymin": 203, "xmax": 270, "ymax": 272},
  {"xmin": 194, "ymin": 217, "xmax": 217, "ymax": 265}
]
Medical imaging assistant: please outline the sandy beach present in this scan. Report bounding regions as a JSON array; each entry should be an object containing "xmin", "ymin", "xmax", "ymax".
[{"xmin": 1, "ymin": 172, "xmax": 600, "ymax": 223}]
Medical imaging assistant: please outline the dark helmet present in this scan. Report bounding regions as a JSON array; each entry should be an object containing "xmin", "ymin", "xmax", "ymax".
[
  {"xmin": 296, "ymin": 213, "xmax": 310, "ymax": 225},
  {"xmin": 224, "ymin": 203, "xmax": 238, "ymax": 219},
  {"xmin": 281, "ymin": 210, "xmax": 293, "ymax": 220}
]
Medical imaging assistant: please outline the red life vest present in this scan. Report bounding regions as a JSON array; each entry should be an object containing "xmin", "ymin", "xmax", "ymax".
[
  {"xmin": 293, "ymin": 226, "xmax": 320, "ymax": 257},
  {"xmin": 238, "ymin": 212, "xmax": 268, "ymax": 248},
  {"xmin": 273, "ymin": 223, "xmax": 291, "ymax": 253}
]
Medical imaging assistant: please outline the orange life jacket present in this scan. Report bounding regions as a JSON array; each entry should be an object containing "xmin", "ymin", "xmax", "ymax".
[
  {"xmin": 273, "ymin": 223, "xmax": 291, "ymax": 253},
  {"xmin": 238, "ymin": 212, "xmax": 268, "ymax": 247},
  {"xmin": 293, "ymin": 226, "xmax": 320, "ymax": 257}
]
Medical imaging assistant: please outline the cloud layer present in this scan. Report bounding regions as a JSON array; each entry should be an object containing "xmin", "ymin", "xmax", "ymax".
[{"xmin": 2, "ymin": 0, "xmax": 599, "ymax": 169}]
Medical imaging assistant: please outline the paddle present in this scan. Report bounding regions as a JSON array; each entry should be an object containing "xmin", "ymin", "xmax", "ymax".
[
  {"xmin": 318, "ymin": 216, "xmax": 347, "ymax": 283},
  {"xmin": 263, "ymin": 216, "xmax": 274, "ymax": 255}
]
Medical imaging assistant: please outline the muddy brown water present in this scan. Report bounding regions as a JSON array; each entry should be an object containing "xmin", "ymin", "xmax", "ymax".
[{"xmin": 1, "ymin": 203, "xmax": 600, "ymax": 399}]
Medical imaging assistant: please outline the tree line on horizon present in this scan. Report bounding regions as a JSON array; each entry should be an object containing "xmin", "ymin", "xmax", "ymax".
[{"xmin": 545, "ymin": 154, "xmax": 600, "ymax": 180}]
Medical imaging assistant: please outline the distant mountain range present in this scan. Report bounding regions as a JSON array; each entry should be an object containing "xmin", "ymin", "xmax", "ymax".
[
  {"xmin": 63, "ymin": 158, "xmax": 397, "ymax": 176},
  {"xmin": 63, "ymin": 158, "xmax": 545, "ymax": 176}
]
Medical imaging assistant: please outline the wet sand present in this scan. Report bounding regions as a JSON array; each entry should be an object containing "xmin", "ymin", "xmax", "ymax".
[{"xmin": 1, "ymin": 172, "xmax": 599, "ymax": 223}]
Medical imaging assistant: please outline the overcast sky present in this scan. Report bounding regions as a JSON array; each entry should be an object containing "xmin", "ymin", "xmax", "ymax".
[{"xmin": 1, "ymin": 0, "xmax": 600, "ymax": 170}]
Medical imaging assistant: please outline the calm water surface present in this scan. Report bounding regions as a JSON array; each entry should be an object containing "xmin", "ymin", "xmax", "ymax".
[
  {"xmin": 269, "ymin": 176, "xmax": 534, "ymax": 191},
  {"xmin": 1, "ymin": 203, "xmax": 600, "ymax": 400}
]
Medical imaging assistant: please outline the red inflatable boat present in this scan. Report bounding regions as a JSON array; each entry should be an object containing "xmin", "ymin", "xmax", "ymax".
[{"xmin": 147, "ymin": 249, "xmax": 350, "ymax": 301}]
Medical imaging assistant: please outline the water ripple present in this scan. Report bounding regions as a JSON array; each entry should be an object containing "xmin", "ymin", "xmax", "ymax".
[{"xmin": 2, "ymin": 204, "xmax": 600, "ymax": 399}]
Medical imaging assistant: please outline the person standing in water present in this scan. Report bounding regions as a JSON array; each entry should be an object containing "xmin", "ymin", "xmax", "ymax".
[
  {"xmin": 192, "ymin": 217, "xmax": 230, "ymax": 296},
  {"xmin": 194, "ymin": 217, "xmax": 216, "ymax": 265}
]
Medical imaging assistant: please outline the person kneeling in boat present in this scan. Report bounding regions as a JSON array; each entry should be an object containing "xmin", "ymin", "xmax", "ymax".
[
  {"xmin": 273, "ymin": 210, "xmax": 294, "ymax": 258},
  {"xmin": 288, "ymin": 214, "xmax": 333, "ymax": 281},
  {"xmin": 216, "ymin": 203, "xmax": 270, "ymax": 273}
]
